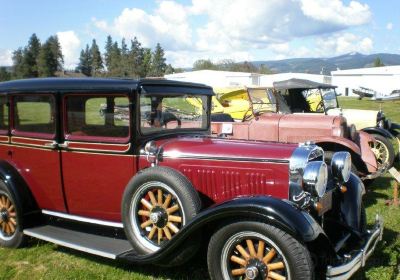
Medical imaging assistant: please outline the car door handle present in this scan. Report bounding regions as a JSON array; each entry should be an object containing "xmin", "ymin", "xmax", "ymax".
[
  {"xmin": 58, "ymin": 142, "xmax": 69, "ymax": 149},
  {"xmin": 44, "ymin": 141, "xmax": 58, "ymax": 149}
]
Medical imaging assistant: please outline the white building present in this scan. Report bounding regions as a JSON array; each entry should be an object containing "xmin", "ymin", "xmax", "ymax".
[
  {"xmin": 165, "ymin": 70, "xmax": 263, "ymax": 87},
  {"xmin": 331, "ymin": 65, "xmax": 400, "ymax": 96}
]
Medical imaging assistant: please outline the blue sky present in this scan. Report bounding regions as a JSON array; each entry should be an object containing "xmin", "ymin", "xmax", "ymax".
[{"xmin": 0, "ymin": 0, "xmax": 399, "ymax": 68}]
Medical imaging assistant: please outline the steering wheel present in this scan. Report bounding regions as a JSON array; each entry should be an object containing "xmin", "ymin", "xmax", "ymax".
[{"xmin": 315, "ymin": 100, "xmax": 325, "ymax": 112}]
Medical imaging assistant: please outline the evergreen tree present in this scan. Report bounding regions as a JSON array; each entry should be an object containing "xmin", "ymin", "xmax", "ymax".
[
  {"xmin": 0, "ymin": 67, "xmax": 11, "ymax": 82},
  {"xmin": 104, "ymin": 35, "xmax": 113, "ymax": 71},
  {"xmin": 90, "ymin": 39, "xmax": 103, "ymax": 76},
  {"xmin": 22, "ymin": 33, "xmax": 41, "ymax": 77},
  {"xmin": 76, "ymin": 44, "xmax": 92, "ymax": 76},
  {"xmin": 373, "ymin": 57, "xmax": 385, "ymax": 67},
  {"xmin": 37, "ymin": 40, "xmax": 57, "ymax": 77},
  {"xmin": 193, "ymin": 59, "xmax": 217, "ymax": 70},
  {"xmin": 120, "ymin": 38, "xmax": 129, "ymax": 76},
  {"xmin": 108, "ymin": 42, "xmax": 121, "ymax": 76},
  {"xmin": 140, "ymin": 48, "xmax": 152, "ymax": 77},
  {"xmin": 12, "ymin": 48, "xmax": 25, "ymax": 79},
  {"xmin": 150, "ymin": 43, "xmax": 167, "ymax": 77},
  {"xmin": 129, "ymin": 37, "xmax": 144, "ymax": 78},
  {"xmin": 47, "ymin": 35, "xmax": 64, "ymax": 71},
  {"xmin": 165, "ymin": 64, "xmax": 175, "ymax": 75}
]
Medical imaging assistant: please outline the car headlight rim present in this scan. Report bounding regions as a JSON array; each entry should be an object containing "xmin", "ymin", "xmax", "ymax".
[
  {"xmin": 303, "ymin": 161, "xmax": 328, "ymax": 198},
  {"xmin": 331, "ymin": 152, "xmax": 352, "ymax": 184}
]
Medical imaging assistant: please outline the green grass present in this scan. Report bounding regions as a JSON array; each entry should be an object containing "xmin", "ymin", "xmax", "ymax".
[{"xmin": 1, "ymin": 97, "xmax": 399, "ymax": 279}]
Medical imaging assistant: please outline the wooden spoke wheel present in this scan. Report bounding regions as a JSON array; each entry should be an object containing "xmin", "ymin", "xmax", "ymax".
[
  {"xmin": 207, "ymin": 222, "xmax": 314, "ymax": 280},
  {"xmin": 223, "ymin": 233, "xmax": 289, "ymax": 280},
  {"xmin": 0, "ymin": 193, "xmax": 17, "ymax": 240},
  {"xmin": 369, "ymin": 134, "xmax": 394, "ymax": 169},
  {"xmin": 136, "ymin": 185, "xmax": 184, "ymax": 245}
]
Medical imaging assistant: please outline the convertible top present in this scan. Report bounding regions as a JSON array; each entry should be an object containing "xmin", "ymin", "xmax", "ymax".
[{"xmin": 273, "ymin": 78, "xmax": 337, "ymax": 90}]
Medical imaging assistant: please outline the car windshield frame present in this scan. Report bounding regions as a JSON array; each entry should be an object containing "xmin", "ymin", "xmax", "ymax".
[
  {"xmin": 247, "ymin": 88, "xmax": 278, "ymax": 115},
  {"xmin": 319, "ymin": 88, "xmax": 340, "ymax": 111}
]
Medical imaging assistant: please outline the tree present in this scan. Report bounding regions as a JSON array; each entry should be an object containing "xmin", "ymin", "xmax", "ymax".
[
  {"xmin": 165, "ymin": 64, "xmax": 175, "ymax": 75},
  {"xmin": 129, "ymin": 37, "xmax": 144, "ymax": 78},
  {"xmin": 37, "ymin": 40, "xmax": 58, "ymax": 77},
  {"xmin": 12, "ymin": 48, "xmax": 25, "ymax": 79},
  {"xmin": 150, "ymin": 43, "xmax": 167, "ymax": 77},
  {"xmin": 76, "ymin": 44, "xmax": 92, "ymax": 76},
  {"xmin": 90, "ymin": 39, "xmax": 103, "ymax": 76},
  {"xmin": 140, "ymin": 48, "xmax": 152, "ymax": 77},
  {"xmin": 0, "ymin": 67, "xmax": 11, "ymax": 82},
  {"xmin": 373, "ymin": 57, "xmax": 385, "ymax": 67},
  {"xmin": 107, "ymin": 41, "xmax": 121, "ymax": 76},
  {"xmin": 120, "ymin": 38, "xmax": 129, "ymax": 77},
  {"xmin": 104, "ymin": 35, "xmax": 113, "ymax": 71},
  {"xmin": 193, "ymin": 59, "xmax": 217, "ymax": 70},
  {"xmin": 47, "ymin": 35, "xmax": 64, "ymax": 71},
  {"xmin": 22, "ymin": 33, "xmax": 41, "ymax": 77}
]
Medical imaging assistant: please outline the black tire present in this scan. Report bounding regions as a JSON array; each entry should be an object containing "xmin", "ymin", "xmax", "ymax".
[
  {"xmin": 370, "ymin": 134, "xmax": 395, "ymax": 169},
  {"xmin": 207, "ymin": 221, "xmax": 314, "ymax": 280},
  {"xmin": 122, "ymin": 166, "xmax": 201, "ymax": 255},
  {"xmin": 0, "ymin": 181, "xmax": 26, "ymax": 248}
]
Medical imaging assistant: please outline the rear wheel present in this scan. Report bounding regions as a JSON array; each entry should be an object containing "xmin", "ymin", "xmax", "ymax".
[
  {"xmin": 208, "ymin": 221, "xmax": 313, "ymax": 280},
  {"xmin": 0, "ymin": 181, "xmax": 25, "ymax": 248},
  {"xmin": 369, "ymin": 134, "xmax": 395, "ymax": 169}
]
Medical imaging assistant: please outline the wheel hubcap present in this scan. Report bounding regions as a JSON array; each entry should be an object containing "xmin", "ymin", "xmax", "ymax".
[
  {"xmin": 0, "ymin": 194, "xmax": 17, "ymax": 238},
  {"xmin": 136, "ymin": 186, "xmax": 183, "ymax": 246},
  {"xmin": 245, "ymin": 266, "xmax": 259, "ymax": 279}
]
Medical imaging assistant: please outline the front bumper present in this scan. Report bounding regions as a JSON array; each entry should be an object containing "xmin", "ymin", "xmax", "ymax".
[{"xmin": 326, "ymin": 215, "xmax": 384, "ymax": 280}]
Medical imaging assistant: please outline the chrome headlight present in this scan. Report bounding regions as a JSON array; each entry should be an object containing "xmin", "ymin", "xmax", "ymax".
[
  {"xmin": 303, "ymin": 161, "xmax": 328, "ymax": 198},
  {"xmin": 331, "ymin": 152, "xmax": 351, "ymax": 183}
]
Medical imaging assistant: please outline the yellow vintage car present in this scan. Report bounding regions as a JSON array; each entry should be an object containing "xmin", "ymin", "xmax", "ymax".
[{"xmin": 187, "ymin": 87, "xmax": 275, "ymax": 121}]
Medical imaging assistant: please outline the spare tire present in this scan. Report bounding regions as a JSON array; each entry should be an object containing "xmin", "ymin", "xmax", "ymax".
[{"xmin": 122, "ymin": 166, "xmax": 201, "ymax": 255}]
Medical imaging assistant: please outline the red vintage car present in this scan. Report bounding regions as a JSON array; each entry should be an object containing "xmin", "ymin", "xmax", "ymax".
[
  {"xmin": 0, "ymin": 78, "xmax": 382, "ymax": 280},
  {"xmin": 210, "ymin": 86, "xmax": 380, "ymax": 181}
]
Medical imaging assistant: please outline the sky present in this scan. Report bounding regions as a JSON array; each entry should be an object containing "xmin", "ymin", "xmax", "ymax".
[{"xmin": 0, "ymin": 0, "xmax": 399, "ymax": 69}]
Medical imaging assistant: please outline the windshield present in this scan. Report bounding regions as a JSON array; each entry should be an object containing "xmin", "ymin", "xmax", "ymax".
[
  {"xmin": 321, "ymin": 89, "xmax": 339, "ymax": 110},
  {"xmin": 247, "ymin": 88, "xmax": 277, "ymax": 113},
  {"xmin": 140, "ymin": 93, "xmax": 209, "ymax": 135}
]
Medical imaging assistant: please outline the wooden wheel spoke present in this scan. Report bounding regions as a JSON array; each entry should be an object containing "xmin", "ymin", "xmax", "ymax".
[
  {"xmin": 140, "ymin": 198, "xmax": 153, "ymax": 210},
  {"xmin": 246, "ymin": 239, "xmax": 257, "ymax": 258},
  {"xmin": 236, "ymin": 244, "xmax": 250, "ymax": 260},
  {"xmin": 0, "ymin": 196, "xmax": 6, "ymax": 207},
  {"xmin": 9, "ymin": 212, "xmax": 16, "ymax": 218},
  {"xmin": 167, "ymin": 204, "xmax": 179, "ymax": 214},
  {"xmin": 268, "ymin": 271, "xmax": 286, "ymax": 280},
  {"xmin": 4, "ymin": 223, "xmax": 10, "ymax": 234},
  {"xmin": 10, "ymin": 218, "xmax": 17, "ymax": 226},
  {"xmin": 7, "ymin": 205, "xmax": 14, "ymax": 212},
  {"xmin": 162, "ymin": 194, "xmax": 172, "ymax": 208},
  {"xmin": 148, "ymin": 191, "xmax": 157, "ymax": 206},
  {"xmin": 231, "ymin": 268, "xmax": 246, "ymax": 276},
  {"xmin": 5, "ymin": 198, "xmax": 10, "ymax": 209},
  {"xmin": 157, "ymin": 228, "xmax": 163, "ymax": 245},
  {"xmin": 140, "ymin": 219, "xmax": 153, "ymax": 229},
  {"xmin": 168, "ymin": 215, "xmax": 182, "ymax": 223},
  {"xmin": 148, "ymin": 225, "xmax": 157, "ymax": 240},
  {"xmin": 166, "ymin": 222, "xmax": 179, "ymax": 234},
  {"xmin": 268, "ymin": 262, "xmax": 285, "ymax": 271},
  {"xmin": 138, "ymin": 210, "xmax": 150, "ymax": 217},
  {"xmin": 1, "ymin": 222, "xmax": 5, "ymax": 232},
  {"xmin": 163, "ymin": 227, "xmax": 172, "ymax": 240},
  {"xmin": 263, "ymin": 248, "xmax": 276, "ymax": 264},
  {"xmin": 230, "ymin": 255, "xmax": 247, "ymax": 266},
  {"xmin": 8, "ymin": 222, "xmax": 15, "ymax": 233},
  {"xmin": 257, "ymin": 240, "xmax": 265, "ymax": 259},
  {"xmin": 157, "ymin": 189, "xmax": 163, "ymax": 205}
]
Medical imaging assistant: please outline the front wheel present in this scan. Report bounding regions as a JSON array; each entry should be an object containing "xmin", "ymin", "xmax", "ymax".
[
  {"xmin": 369, "ymin": 134, "xmax": 395, "ymax": 169},
  {"xmin": 207, "ymin": 221, "xmax": 314, "ymax": 280}
]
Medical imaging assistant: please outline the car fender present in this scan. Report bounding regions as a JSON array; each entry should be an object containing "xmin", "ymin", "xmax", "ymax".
[
  {"xmin": 362, "ymin": 127, "xmax": 395, "ymax": 139},
  {"xmin": 0, "ymin": 160, "xmax": 40, "ymax": 228},
  {"xmin": 119, "ymin": 196, "xmax": 335, "ymax": 265},
  {"xmin": 341, "ymin": 173, "xmax": 365, "ymax": 231}
]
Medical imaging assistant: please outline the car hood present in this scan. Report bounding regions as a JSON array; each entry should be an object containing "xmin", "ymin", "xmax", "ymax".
[
  {"xmin": 327, "ymin": 108, "xmax": 378, "ymax": 130},
  {"xmin": 154, "ymin": 136, "xmax": 297, "ymax": 162}
]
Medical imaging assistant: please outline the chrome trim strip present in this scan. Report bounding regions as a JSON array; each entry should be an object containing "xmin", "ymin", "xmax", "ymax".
[
  {"xmin": 42, "ymin": 210, "xmax": 124, "ymax": 228},
  {"xmin": 23, "ymin": 229, "xmax": 117, "ymax": 259},
  {"xmin": 326, "ymin": 215, "xmax": 384, "ymax": 279}
]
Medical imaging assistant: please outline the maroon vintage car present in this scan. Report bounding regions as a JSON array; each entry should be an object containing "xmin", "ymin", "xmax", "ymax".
[
  {"xmin": 0, "ymin": 78, "xmax": 382, "ymax": 280},
  {"xmin": 210, "ymin": 86, "xmax": 380, "ymax": 180}
]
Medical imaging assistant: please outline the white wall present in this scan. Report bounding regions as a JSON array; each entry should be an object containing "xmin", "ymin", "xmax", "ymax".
[{"xmin": 260, "ymin": 73, "xmax": 330, "ymax": 87}]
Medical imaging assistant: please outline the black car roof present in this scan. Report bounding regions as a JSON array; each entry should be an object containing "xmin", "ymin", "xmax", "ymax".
[
  {"xmin": 0, "ymin": 77, "xmax": 214, "ymax": 95},
  {"xmin": 273, "ymin": 78, "xmax": 337, "ymax": 90}
]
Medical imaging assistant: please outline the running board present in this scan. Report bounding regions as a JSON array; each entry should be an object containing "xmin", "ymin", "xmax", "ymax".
[{"xmin": 23, "ymin": 225, "xmax": 133, "ymax": 259}]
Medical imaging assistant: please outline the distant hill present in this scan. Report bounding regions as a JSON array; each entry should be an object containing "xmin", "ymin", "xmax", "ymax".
[{"xmin": 252, "ymin": 52, "xmax": 400, "ymax": 74}]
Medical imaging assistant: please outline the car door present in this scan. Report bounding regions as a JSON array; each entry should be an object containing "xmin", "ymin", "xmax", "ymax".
[
  {"xmin": 8, "ymin": 93, "xmax": 66, "ymax": 212},
  {"xmin": 60, "ymin": 93, "xmax": 136, "ymax": 222}
]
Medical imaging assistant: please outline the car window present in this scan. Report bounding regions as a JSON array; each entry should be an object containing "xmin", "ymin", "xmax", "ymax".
[
  {"xmin": 65, "ymin": 95, "xmax": 130, "ymax": 141},
  {"xmin": 0, "ymin": 96, "xmax": 8, "ymax": 133},
  {"xmin": 13, "ymin": 95, "xmax": 56, "ymax": 136}
]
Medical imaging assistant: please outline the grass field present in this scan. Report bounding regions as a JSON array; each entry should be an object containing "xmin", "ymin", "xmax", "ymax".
[{"xmin": 0, "ymin": 97, "xmax": 399, "ymax": 279}]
